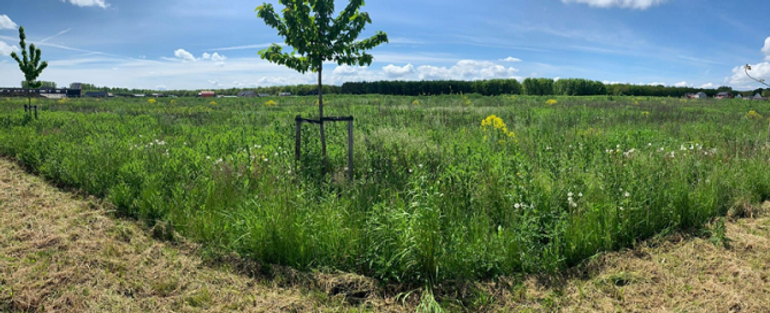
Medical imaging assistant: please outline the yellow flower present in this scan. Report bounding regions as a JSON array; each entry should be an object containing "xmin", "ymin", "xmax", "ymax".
[
  {"xmin": 148, "ymin": 98, "xmax": 157, "ymax": 104},
  {"xmin": 209, "ymin": 101, "xmax": 217, "ymax": 105},
  {"xmin": 546, "ymin": 99, "xmax": 558, "ymax": 105},
  {"xmin": 746, "ymin": 110, "xmax": 763, "ymax": 120},
  {"xmin": 481, "ymin": 114, "xmax": 516, "ymax": 139},
  {"xmin": 170, "ymin": 99, "xmax": 176, "ymax": 104},
  {"xmin": 642, "ymin": 111, "xmax": 650, "ymax": 116},
  {"xmin": 265, "ymin": 100, "xmax": 278, "ymax": 106},
  {"xmin": 57, "ymin": 98, "xmax": 67, "ymax": 104},
  {"xmin": 463, "ymin": 96, "xmax": 471, "ymax": 106},
  {"xmin": 412, "ymin": 100, "xmax": 420, "ymax": 105}
]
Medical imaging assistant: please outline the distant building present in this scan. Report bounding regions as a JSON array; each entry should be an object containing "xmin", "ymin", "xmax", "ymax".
[
  {"xmin": 237, "ymin": 91, "xmax": 257, "ymax": 97},
  {"xmin": 279, "ymin": 92, "xmax": 291, "ymax": 97},
  {"xmin": 258, "ymin": 93, "xmax": 270, "ymax": 97},
  {"xmin": 84, "ymin": 91, "xmax": 112, "ymax": 98},
  {"xmin": 715, "ymin": 92, "xmax": 733, "ymax": 99},
  {"xmin": 736, "ymin": 94, "xmax": 743, "ymax": 99},
  {"xmin": 694, "ymin": 92, "xmax": 708, "ymax": 99},
  {"xmin": 199, "ymin": 91, "xmax": 216, "ymax": 98},
  {"xmin": 151, "ymin": 93, "xmax": 166, "ymax": 98},
  {"xmin": 134, "ymin": 94, "xmax": 146, "ymax": 98},
  {"xmin": 754, "ymin": 93, "xmax": 764, "ymax": 100}
]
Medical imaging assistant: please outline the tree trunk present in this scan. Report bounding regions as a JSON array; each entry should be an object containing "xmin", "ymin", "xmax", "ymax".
[
  {"xmin": 27, "ymin": 84, "xmax": 30, "ymax": 109},
  {"xmin": 318, "ymin": 66, "xmax": 328, "ymax": 176}
]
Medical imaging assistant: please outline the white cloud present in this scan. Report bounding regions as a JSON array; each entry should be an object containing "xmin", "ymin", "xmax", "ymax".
[
  {"xmin": 382, "ymin": 64, "xmax": 415, "ymax": 78},
  {"xmin": 0, "ymin": 41, "xmax": 19, "ymax": 56},
  {"xmin": 156, "ymin": 85, "xmax": 167, "ymax": 90},
  {"xmin": 500, "ymin": 57, "xmax": 522, "ymax": 62},
  {"xmin": 763, "ymin": 37, "xmax": 770, "ymax": 61},
  {"xmin": 61, "ymin": 0, "xmax": 109, "ymax": 8},
  {"xmin": 175, "ymin": 49, "xmax": 226, "ymax": 65},
  {"xmin": 700, "ymin": 82, "xmax": 715, "ymax": 89},
  {"xmin": 0, "ymin": 15, "xmax": 17, "ymax": 30},
  {"xmin": 417, "ymin": 60, "xmax": 519, "ymax": 81},
  {"xmin": 647, "ymin": 82, "xmax": 665, "ymax": 86},
  {"xmin": 673, "ymin": 81, "xmax": 688, "ymax": 87},
  {"xmin": 332, "ymin": 65, "xmax": 367, "ymax": 76},
  {"xmin": 174, "ymin": 49, "xmax": 196, "ymax": 62},
  {"xmin": 727, "ymin": 62, "xmax": 770, "ymax": 88},
  {"xmin": 562, "ymin": 0, "xmax": 668, "ymax": 9},
  {"xmin": 210, "ymin": 53, "xmax": 226, "ymax": 62}
]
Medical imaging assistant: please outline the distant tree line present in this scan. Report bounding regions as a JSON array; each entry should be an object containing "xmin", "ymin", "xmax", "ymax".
[
  {"xmin": 21, "ymin": 81, "xmax": 56, "ymax": 89},
  {"xmin": 341, "ymin": 79, "xmax": 766, "ymax": 98}
]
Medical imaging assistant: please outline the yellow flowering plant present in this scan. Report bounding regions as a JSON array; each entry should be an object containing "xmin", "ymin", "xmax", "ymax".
[
  {"xmin": 265, "ymin": 100, "xmax": 278, "ymax": 106},
  {"xmin": 412, "ymin": 100, "xmax": 420, "ymax": 106},
  {"xmin": 148, "ymin": 98, "xmax": 157, "ymax": 104},
  {"xmin": 546, "ymin": 99, "xmax": 558, "ymax": 105},
  {"xmin": 209, "ymin": 101, "xmax": 217, "ymax": 105},
  {"xmin": 481, "ymin": 114, "xmax": 516, "ymax": 143},
  {"xmin": 746, "ymin": 110, "xmax": 763, "ymax": 120}
]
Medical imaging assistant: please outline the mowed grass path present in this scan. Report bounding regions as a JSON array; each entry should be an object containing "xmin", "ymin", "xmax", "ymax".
[{"xmin": 3, "ymin": 157, "xmax": 770, "ymax": 312}]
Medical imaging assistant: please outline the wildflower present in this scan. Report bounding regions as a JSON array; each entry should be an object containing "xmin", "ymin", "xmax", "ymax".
[
  {"xmin": 412, "ymin": 100, "xmax": 420, "ymax": 105},
  {"xmin": 514, "ymin": 203, "xmax": 521, "ymax": 209},
  {"xmin": 265, "ymin": 100, "xmax": 278, "ymax": 106},
  {"xmin": 546, "ymin": 99, "xmax": 558, "ymax": 105},
  {"xmin": 746, "ymin": 110, "xmax": 763, "ymax": 120},
  {"xmin": 578, "ymin": 193, "xmax": 583, "ymax": 197},
  {"xmin": 642, "ymin": 111, "xmax": 650, "ymax": 116},
  {"xmin": 624, "ymin": 192, "xmax": 630, "ymax": 198},
  {"xmin": 210, "ymin": 101, "xmax": 217, "ymax": 105},
  {"xmin": 619, "ymin": 206, "xmax": 625, "ymax": 211},
  {"xmin": 418, "ymin": 164, "xmax": 423, "ymax": 168},
  {"xmin": 568, "ymin": 192, "xmax": 574, "ymax": 197},
  {"xmin": 148, "ymin": 98, "xmax": 157, "ymax": 104}
]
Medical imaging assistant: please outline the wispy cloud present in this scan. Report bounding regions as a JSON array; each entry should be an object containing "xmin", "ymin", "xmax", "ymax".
[
  {"xmin": 39, "ymin": 28, "xmax": 72, "ymax": 43},
  {"xmin": 0, "ymin": 41, "xmax": 19, "ymax": 56},
  {"xmin": 0, "ymin": 15, "xmax": 17, "ymax": 30},
  {"xmin": 61, "ymin": 0, "xmax": 109, "ymax": 9},
  {"xmin": 207, "ymin": 43, "xmax": 274, "ymax": 51},
  {"xmin": 561, "ymin": 0, "xmax": 669, "ymax": 10}
]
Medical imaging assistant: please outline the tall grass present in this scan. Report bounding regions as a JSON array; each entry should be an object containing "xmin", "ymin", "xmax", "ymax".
[{"xmin": 1, "ymin": 95, "xmax": 769, "ymax": 285}]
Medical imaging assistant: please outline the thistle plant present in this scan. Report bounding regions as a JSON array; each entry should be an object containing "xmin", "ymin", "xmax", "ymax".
[{"xmin": 10, "ymin": 26, "xmax": 48, "ymax": 110}]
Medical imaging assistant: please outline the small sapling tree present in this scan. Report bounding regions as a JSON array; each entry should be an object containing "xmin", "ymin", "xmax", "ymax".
[
  {"xmin": 256, "ymin": 0, "xmax": 388, "ymax": 171},
  {"xmin": 10, "ymin": 26, "xmax": 48, "ymax": 110}
]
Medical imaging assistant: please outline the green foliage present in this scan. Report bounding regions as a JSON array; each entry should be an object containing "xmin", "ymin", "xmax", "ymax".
[
  {"xmin": 1, "ymin": 95, "xmax": 769, "ymax": 289},
  {"xmin": 523, "ymin": 78, "xmax": 554, "ymax": 96},
  {"xmin": 10, "ymin": 26, "xmax": 48, "ymax": 91},
  {"xmin": 256, "ymin": 0, "xmax": 388, "ymax": 74}
]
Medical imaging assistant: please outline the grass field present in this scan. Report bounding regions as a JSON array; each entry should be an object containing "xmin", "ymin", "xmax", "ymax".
[{"xmin": 1, "ymin": 95, "xmax": 770, "ymax": 288}]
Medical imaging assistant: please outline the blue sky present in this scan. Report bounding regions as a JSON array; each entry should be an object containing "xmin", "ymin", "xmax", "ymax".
[{"xmin": 1, "ymin": 0, "xmax": 769, "ymax": 90}]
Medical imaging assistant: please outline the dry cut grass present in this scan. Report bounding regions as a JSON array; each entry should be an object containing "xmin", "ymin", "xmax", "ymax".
[{"xmin": 0, "ymin": 159, "xmax": 403, "ymax": 312}]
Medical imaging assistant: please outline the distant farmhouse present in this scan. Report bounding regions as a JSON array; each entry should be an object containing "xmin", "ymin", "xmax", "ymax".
[
  {"xmin": 198, "ymin": 91, "xmax": 215, "ymax": 98},
  {"xmin": 715, "ymin": 92, "xmax": 733, "ymax": 99},
  {"xmin": 279, "ymin": 92, "xmax": 292, "ymax": 97},
  {"xmin": 237, "ymin": 91, "xmax": 257, "ymax": 97},
  {"xmin": 685, "ymin": 92, "xmax": 708, "ymax": 99}
]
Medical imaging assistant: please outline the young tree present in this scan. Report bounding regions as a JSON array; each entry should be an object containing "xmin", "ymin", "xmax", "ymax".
[
  {"xmin": 256, "ymin": 0, "xmax": 388, "ymax": 168},
  {"xmin": 10, "ymin": 26, "xmax": 48, "ymax": 109}
]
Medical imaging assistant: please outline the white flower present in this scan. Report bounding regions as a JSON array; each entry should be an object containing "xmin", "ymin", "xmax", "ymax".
[
  {"xmin": 514, "ymin": 203, "xmax": 521, "ymax": 209},
  {"xmin": 571, "ymin": 203, "xmax": 578, "ymax": 208},
  {"xmin": 264, "ymin": 158, "xmax": 268, "ymax": 162},
  {"xmin": 619, "ymin": 206, "xmax": 624, "ymax": 211},
  {"xmin": 419, "ymin": 164, "xmax": 424, "ymax": 168},
  {"xmin": 274, "ymin": 152, "xmax": 279, "ymax": 156},
  {"xmin": 206, "ymin": 156, "xmax": 211, "ymax": 160},
  {"xmin": 624, "ymin": 192, "xmax": 630, "ymax": 198},
  {"xmin": 568, "ymin": 192, "xmax": 574, "ymax": 197},
  {"xmin": 578, "ymin": 193, "xmax": 583, "ymax": 197}
]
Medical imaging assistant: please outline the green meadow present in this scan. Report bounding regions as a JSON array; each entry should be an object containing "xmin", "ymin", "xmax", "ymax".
[{"xmin": 1, "ymin": 95, "xmax": 769, "ymax": 285}]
